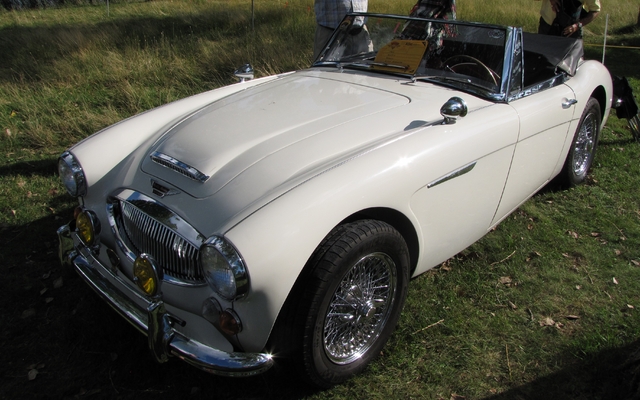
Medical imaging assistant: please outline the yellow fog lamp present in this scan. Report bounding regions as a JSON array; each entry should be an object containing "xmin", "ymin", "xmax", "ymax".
[
  {"xmin": 133, "ymin": 254, "xmax": 163, "ymax": 297},
  {"xmin": 75, "ymin": 210, "xmax": 100, "ymax": 247}
]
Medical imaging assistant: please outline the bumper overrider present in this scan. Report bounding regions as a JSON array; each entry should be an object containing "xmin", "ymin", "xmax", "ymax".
[{"xmin": 57, "ymin": 222, "xmax": 273, "ymax": 377}]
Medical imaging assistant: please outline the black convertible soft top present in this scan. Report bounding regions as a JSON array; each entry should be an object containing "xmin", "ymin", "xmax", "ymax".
[{"xmin": 522, "ymin": 32, "xmax": 584, "ymax": 76}]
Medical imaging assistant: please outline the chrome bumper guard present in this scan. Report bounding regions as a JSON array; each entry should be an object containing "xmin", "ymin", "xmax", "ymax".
[{"xmin": 57, "ymin": 223, "xmax": 273, "ymax": 377}]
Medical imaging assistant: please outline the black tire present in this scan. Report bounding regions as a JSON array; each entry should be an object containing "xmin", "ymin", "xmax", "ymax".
[
  {"xmin": 560, "ymin": 97, "xmax": 601, "ymax": 187},
  {"xmin": 291, "ymin": 220, "xmax": 410, "ymax": 388}
]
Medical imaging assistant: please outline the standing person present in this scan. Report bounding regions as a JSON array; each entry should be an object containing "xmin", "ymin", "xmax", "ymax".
[
  {"xmin": 398, "ymin": 0, "xmax": 456, "ymax": 69},
  {"xmin": 408, "ymin": 0, "xmax": 456, "ymax": 20},
  {"xmin": 313, "ymin": 0, "xmax": 368, "ymax": 59},
  {"xmin": 399, "ymin": 0, "xmax": 456, "ymax": 42},
  {"xmin": 536, "ymin": 0, "xmax": 600, "ymax": 38}
]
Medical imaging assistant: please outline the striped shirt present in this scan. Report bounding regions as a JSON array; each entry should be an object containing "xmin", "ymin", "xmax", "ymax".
[{"xmin": 314, "ymin": 0, "xmax": 367, "ymax": 29}]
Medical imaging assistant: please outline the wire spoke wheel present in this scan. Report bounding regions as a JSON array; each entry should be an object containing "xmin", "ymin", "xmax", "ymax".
[
  {"xmin": 290, "ymin": 220, "xmax": 409, "ymax": 388},
  {"xmin": 560, "ymin": 97, "xmax": 601, "ymax": 187},
  {"xmin": 323, "ymin": 252, "xmax": 396, "ymax": 364},
  {"xmin": 571, "ymin": 112, "xmax": 597, "ymax": 177}
]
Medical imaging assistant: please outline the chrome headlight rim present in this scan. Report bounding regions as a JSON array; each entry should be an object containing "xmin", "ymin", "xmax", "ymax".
[
  {"xmin": 58, "ymin": 151, "xmax": 87, "ymax": 197},
  {"xmin": 199, "ymin": 236, "xmax": 249, "ymax": 301}
]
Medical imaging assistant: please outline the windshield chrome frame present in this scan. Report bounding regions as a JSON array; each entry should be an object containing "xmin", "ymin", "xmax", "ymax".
[{"xmin": 313, "ymin": 12, "xmax": 519, "ymax": 103}]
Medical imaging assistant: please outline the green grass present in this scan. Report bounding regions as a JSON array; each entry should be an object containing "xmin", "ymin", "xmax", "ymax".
[{"xmin": 1, "ymin": 0, "xmax": 640, "ymax": 398}]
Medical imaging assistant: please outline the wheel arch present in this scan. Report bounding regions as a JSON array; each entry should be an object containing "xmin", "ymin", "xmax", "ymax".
[
  {"xmin": 590, "ymin": 85, "xmax": 608, "ymax": 122},
  {"xmin": 264, "ymin": 208, "xmax": 419, "ymax": 359},
  {"xmin": 339, "ymin": 207, "xmax": 419, "ymax": 276}
]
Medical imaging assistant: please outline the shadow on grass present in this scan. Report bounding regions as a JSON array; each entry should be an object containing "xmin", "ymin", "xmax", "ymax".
[
  {"xmin": 2, "ymin": 194, "xmax": 639, "ymax": 398},
  {"xmin": 598, "ymin": 136, "xmax": 638, "ymax": 147},
  {"xmin": 0, "ymin": 158, "xmax": 57, "ymax": 177},
  {"xmin": 585, "ymin": 25, "xmax": 640, "ymax": 79},
  {"xmin": 0, "ymin": 207, "xmax": 322, "ymax": 399},
  {"xmin": 0, "ymin": 5, "xmax": 291, "ymax": 84},
  {"xmin": 3, "ymin": 208, "xmax": 639, "ymax": 399},
  {"xmin": 483, "ymin": 340, "xmax": 640, "ymax": 400}
]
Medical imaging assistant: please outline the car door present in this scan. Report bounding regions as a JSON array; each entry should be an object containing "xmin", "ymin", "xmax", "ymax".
[
  {"xmin": 491, "ymin": 83, "xmax": 577, "ymax": 226},
  {"xmin": 409, "ymin": 101, "xmax": 520, "ymax": 272}
]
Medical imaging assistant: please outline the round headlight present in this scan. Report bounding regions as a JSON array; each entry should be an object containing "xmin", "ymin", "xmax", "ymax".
[
  {"xmin": 200, "ymin": 237, "xmax": 249, "ymax": 300},
  {"xmin": 75, "ymin": 210, "xmax": 100, "ymax": 247},
  {"xmin": 58, "ymin": 151, "xmax": 87, "ymax": 197},
  {"xmin": 133, "ymin": 254, "xmax": 163, "ymax": 297}
]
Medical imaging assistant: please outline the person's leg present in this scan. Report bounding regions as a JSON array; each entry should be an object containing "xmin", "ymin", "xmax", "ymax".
[
  {"xmin": 538, "ymin": 17, "xmax": 553, "ymax": 35},
  {"xmin": 344, "ymin": 25, "xmax": 374, "ymax": 56}
]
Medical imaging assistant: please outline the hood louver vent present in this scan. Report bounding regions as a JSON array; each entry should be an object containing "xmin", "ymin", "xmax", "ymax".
[{"xmin": 150, "ymin": 151, "xmax": 209, "ymax": 183}]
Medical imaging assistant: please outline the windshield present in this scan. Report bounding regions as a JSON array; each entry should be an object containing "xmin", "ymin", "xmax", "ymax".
[{"xmin": 314, "ymin": 14, "xmax": 509, "ymax": 97}]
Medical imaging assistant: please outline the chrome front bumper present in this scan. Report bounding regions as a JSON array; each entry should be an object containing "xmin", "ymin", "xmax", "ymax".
[{"xmin": 57, "ymin": 223, "xmax": 273, "ymax": 377}]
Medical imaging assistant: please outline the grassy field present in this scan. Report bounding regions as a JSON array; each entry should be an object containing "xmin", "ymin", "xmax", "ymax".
[{"xmin": 1, "ymin": 0, "xmax": 640, "ymax": 398}]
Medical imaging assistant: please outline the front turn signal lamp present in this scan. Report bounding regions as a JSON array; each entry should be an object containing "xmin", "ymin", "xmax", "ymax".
[
  {"xmin": 202, "ymin": 297, "xmax": 243, "ymax": 336},
  {"xmin": 219, "ymin": 309, "xmax": 242, "ymax": 336},
  {"xmin": 75, "ymin": 209, "xmax": 101, "ymax": 247},
  {"xmin": 133, "ymin": 254, "xmax": 163, "ymax": 297}
]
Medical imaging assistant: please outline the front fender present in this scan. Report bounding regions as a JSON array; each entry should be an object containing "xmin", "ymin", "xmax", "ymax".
[
  {"xmin": 567, "ymin": 60, "xmax": 613, "ymax": 129},
  {"xmin": 69, "ymin": 74, "xmax": 286, "ymax": 190},
  {"xmin": 224, "ymin": 133, "xmax": 425, "ymax": 353},
  {"xmin": 224, "ymin": 101, "xmax": 517, "ymax": 352}
]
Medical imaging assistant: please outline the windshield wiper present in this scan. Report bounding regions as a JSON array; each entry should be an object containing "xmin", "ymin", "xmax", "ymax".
[
  {"xmin": 337, "ymin": 62, "xmax": 372, "ymax": 70},
  {"xmin": 413, "ymin": 75, "xmax": 469, "ymax": 84},
  {"xmin": 413, "ymin": 75, "xmax": 491, "ymax": 91},
  {"xmin": 369, "ymin": 62, "xmax": 409, "ymax": 70},
  {"xmin": 338, "ymin": 61, "xmax": 409, "ymax": 71}
]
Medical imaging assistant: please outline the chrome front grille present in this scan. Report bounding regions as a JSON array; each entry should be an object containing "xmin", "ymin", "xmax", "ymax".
[{"xmin": 109, "ymin": 190, "xmax": 205, "ymax": 284}]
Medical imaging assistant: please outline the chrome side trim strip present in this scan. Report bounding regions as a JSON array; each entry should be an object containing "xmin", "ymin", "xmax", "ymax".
[{"xmin": 427, "ymin": 161, "xmax": 477, "ymax": 189}]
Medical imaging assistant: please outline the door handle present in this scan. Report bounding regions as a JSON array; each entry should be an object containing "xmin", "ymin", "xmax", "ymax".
[{"xmin": 562, "ymin": 98, "xmax": 578, "ymax": 109}]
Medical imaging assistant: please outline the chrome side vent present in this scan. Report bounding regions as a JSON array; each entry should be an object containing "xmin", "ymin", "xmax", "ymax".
[{"xmin": 150, "ymin": 151, "xmax": 209, "ymax": 183}]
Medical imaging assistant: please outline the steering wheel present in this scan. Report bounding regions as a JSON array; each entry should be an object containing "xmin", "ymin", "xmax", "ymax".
[{"xmin": 444, "ymin": 55, "xmax": 500, "ymax": 86}]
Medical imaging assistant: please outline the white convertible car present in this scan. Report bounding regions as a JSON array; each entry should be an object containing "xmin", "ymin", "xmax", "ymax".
[{"xmin": 58, "ymin": 13, "xmax": 620, "ymax": 387}]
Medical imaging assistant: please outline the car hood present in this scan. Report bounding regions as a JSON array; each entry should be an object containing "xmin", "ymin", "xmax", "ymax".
[
  {"xmin": 133, "ymin": 70, "xmax": 488, "ymax": 226},
  {"xmin": 141, "ymin": 71, "xmax": 419, "ymax": 199}
]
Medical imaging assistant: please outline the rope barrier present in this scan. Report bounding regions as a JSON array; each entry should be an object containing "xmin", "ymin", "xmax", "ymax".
[{"xmin": 584, "ymin": 44, "xmax": 640, "ymax": 50}]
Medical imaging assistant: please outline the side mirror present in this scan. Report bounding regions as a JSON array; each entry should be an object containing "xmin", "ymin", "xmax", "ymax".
[
  {"xmin": 440, "ymin": 97, "xmax": 468, "ymax": 125},
  {"xmin": 234, "ymin": 64, "xmax": 254, "ymax": 83}
]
